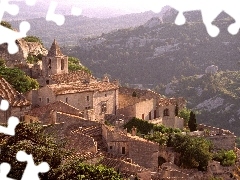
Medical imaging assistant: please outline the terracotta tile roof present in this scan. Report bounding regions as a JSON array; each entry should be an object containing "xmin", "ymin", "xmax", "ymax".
[
  {"xmin": 0, "ymin": 76, "xmax": 31, "ymax": 107},
  {"xmin": 50, "ymin": 70, "xmax": 95, "ymax": 84},
  {"xmin": 47, "ymin": 39, "xmax": 63, "ymax": 57},
  {"xmin": 48, "ymin": 81, "xmax": 119, "ymax": 95},
  {"xmin": 27, "ymin": 100, "xmax": 83, "ymax": 123},
  {"xmin": 159, "ymin": 97, "xmax": 186, "ymax": 107}
]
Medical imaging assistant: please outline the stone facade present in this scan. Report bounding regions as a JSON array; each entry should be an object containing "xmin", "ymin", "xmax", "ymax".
[
  {"xmin": 102, "ymin": 125, "xmax": 159, "ymax": 171},
  {"xmin": 0, "ymin": 77, "xmax": 31, "ymax": 123},
  {"xmin": 118, "ymin": 87, "xmax": 185, "ymax": 129}
]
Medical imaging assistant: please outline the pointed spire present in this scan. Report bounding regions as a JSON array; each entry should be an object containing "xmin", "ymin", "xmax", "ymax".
[{"xmin": 47, "ymin": 39, "xmax": 63, "ymax": 57}]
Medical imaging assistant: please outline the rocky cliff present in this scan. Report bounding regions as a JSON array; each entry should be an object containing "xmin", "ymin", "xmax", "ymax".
[{"xmin": 0, "ymin": 39, "xmax": 48, "ymax": 67}]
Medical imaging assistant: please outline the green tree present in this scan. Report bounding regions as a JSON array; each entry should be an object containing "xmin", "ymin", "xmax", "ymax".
[
  {"xmin": 213, "ymin": 150, "xmax": 237, "ymax": 166},
  {"xmin": 68, "ymin": 56, "xmax": 91, "ymax": 74},
  {"xmin": 188, "ymin": 111, "xmax": 197, "ymax": 132},
  {"xmin": 49, "ymin": 160, "xmax": 122, "ymax": 180},
  {"xmin": 171, "ymin": 134, "xmax": 212, "ymax": 171},
  {"xmin": 0, "ymin": 122, "xmax": 69, "ymax": 179},
  {"xmin": 179, "ymin": 108, "xmax": 191, "ymax": 126},
  {"xmin": 24, "ymin": 36, "xmax": 43, "ymax": 45},
  {"xmin": 0, "ymin": 122, "xmax": 122, "ymax": 179},
  {"xmin": 0, "ymin": 66, "xmax": 39, "ymax": 93}
]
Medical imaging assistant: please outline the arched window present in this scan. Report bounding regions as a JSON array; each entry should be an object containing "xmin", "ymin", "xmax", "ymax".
[
  {"xmin": 48, "ymin": 59, "xmax": 51, "ymax": 69},
  {"xmin": 163, "ymin": 108, "xmax": 169, "ymax": 116},
  {"xmin": 61, "ymin": 58, "xmax": 64, "ymax": 70}
]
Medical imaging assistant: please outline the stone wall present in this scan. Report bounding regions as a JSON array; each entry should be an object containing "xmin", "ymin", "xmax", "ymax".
[
  {"xmin": 93, "ymin": 89, "xmax": 118, "ymax": 120},
  {"xmin": 196, "ymin": 124, "xmax": 236, "ymax": 151},
  {"xmin": 56, "ymin": 112, "xmax": 100, "ymax": 128},
  {"xmin": 102, "ymin": 125, "xmax": 159, "ymax": 170}
]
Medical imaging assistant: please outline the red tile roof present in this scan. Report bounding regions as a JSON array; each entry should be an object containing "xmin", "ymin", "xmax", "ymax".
[
  {"xmin": 0, "ymin": 76, "xmax": 31, "ymax": 107},
  {"xmin": 48, "ymin": 81, "xmax": 119, "ymax": 95}
]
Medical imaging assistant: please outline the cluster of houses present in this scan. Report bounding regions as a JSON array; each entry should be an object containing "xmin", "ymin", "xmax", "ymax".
[{"xmin": 1, "ymin": 40, "xmax": 237, "ymax": 179}]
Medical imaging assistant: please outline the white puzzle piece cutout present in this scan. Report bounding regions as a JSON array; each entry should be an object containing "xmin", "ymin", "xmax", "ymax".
[
  {"xmin": 0, "ymin": 163, "xmax": 15, "ymax": 180},
  {"xmin": 46, "ymin": 1, "xmax": 65, "ymax": 26},
  {"xmin": 16, "ymin": 151, "xmax": 50, "ymax": 180},
  {"xmin": 0, "ymin": 116, "xmax": 19, "ymax": 136}
]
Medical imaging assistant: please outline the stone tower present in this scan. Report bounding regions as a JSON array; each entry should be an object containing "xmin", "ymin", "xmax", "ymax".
[{"xmin": 42, "ymin": 39, "xmax": 68, "ymax": 78}]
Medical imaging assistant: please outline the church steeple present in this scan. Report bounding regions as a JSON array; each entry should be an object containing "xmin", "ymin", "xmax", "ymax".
[
  {"xmin": 42, "ymin": 39, "xmax": 68, "ymax": 81},
  {"xmin": 47, "ymin": 39, "xmax": 63, "ymax": 57}
]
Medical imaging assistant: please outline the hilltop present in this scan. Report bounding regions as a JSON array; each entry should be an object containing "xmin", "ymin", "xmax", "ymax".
[
  {"xmin": 157, "ymin": 70, "xmax": 240, "ymax": 136},
  {"xmin": 63, "ymin": 11, "xmax": 239, "ymax": 89}
]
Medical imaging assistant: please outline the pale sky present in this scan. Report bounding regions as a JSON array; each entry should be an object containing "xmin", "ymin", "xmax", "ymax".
[{"xmin": 55, "ymin": 0, "xmax": 168, "ymax": 13}]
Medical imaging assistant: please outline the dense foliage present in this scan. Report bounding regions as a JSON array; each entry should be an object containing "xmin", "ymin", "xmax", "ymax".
[
  {"xmin": 178, "ymin": 108, "xmax": 191, "ymax": 126},
  {"xmin": 0, "ymin": 122, "xmax": 122, "ymax": 179},
  {"xmin": 213, "ymin": 150, "xmax": 237, "ymax": 166},
  {"xmin": 68, "ymin": 56, "xmax": 91, "ymax": 74},
  {"xmin": 0, "ymin": 59, "xmax": 39, "ymax": 93},
  {"xmin": 24, "ymin": 36, "xmax": 43, "ymax": 45},
  {"xmin": 188, "ymin": 111, "xmax": 197, "ymax": 132},
  {"xmin": 169, "ymin": 134, "xmax": 212, "ymax": 171},
  {"xmin": 50, "ymin": 160, "xmax": 122, "ymax": 180},
  {"xmin": 26, "ymin": 53, "xmax": 43, "ymax": 64}
]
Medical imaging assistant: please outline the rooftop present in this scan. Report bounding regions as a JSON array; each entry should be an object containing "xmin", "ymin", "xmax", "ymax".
[
  {"xmin": 159, "ymin": 97, "xmax": 186, "ymax": 107},
  {"xmin": 0, "ymin": 76, "xmax": 31, "ymax": 107},
  {"xmin": 47, "ymin": 39, "xmax": 64, "ymax": 57},
  {"xmin": 50, "ymin": 70, "xmax": 95, "ymax": 84},
  {"xmin": 47, "ymin": 81, "xmax": 119, "ymax": 95}
]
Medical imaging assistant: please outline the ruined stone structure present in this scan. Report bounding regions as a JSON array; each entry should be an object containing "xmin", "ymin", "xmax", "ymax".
[
  {"xmin": 118, "ymin": 87, "xmax": 186, "ymax": 129},
  {"xmin": 0, "ymin": 39, "xmax": 47, "ymax": 67},
  {"xmin": 0, "ymin": 77, "xmax": 31, "ymax": 123}
]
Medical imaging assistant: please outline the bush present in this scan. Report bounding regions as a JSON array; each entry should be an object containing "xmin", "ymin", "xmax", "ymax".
[
  {"xmin": 1, "ymin": 21, "xmax": 12, "ymax": 29},
  {"xmin": 213, "ymin": 150, "xmax": 237, "ymax": 166},
  {"xmin": 24, "ymin": 36, "xmax": 43, "ymax": 45}
]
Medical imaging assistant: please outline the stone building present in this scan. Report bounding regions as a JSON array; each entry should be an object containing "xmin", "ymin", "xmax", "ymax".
[
  {"xmin": 118, "ymin": 87, "xmax": 186, "ymax": 129},
  {"xmin": 27, "ymin": 39, "xmax": 119, "ymax": 121},
  {"xmin": 0, "ymin": 77, "xmax": 31, "ymax": 123}
]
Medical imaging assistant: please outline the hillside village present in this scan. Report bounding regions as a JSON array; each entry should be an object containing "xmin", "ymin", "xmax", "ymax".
[{"xmin": 0, "ymin": 39, "xmax": 240, "ymax": 180}]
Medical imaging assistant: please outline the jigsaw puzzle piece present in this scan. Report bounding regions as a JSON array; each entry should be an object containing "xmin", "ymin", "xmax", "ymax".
[
  {"xmin": 0, "ymin": 21, "xmax": 30, "ymax": 54},
  {"xmin": 0, "ymin": 116, "xmax": 19, "ymax": 136},
  {"xmin": 16, "ymin": 151, "xmax": 50, "ymax": 180},
  {"xmin": 0, "ymin": 99, "xmax": 9, "ymax": 111},
  {"xmin": 0, "ymin": 0, "xmax": 19, "ymax": 21},
  {"xmin": 71, "ymin": 6, "xmax": 82, "ymax": 16},
  {"xmin": 0, "ymin": 163, "xmax": 15, "ymax": 180},
  {"xmin": 46, "ymin": 1, "xmax": 65, "ymax": 26}
]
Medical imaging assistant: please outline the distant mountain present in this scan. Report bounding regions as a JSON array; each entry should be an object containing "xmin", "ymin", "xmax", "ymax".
[
  {"xmin": 157, "ymin": 70, "xmax": 240, "ymax": 136},
  {"xmin": 9, "ymin": 11, "xmax": 161, "ymax": 48},
  {"xmin": 63, "ymin": 11, "xmax": 237, "ymax": 88}
]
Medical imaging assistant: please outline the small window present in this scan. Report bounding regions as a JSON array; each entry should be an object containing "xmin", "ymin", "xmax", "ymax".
[
  {"xmin": 142, "ymin": 114, "xmax": 144, "ymax": 120},
  {"xmin": 66, "ymin": 97, "xmax": 68, "ymax": 103},
  {"xmin": 47, "ymin": 98, "xmax": 50, "ymax": 103},
  {"xmin": 87, "ymin": 96, "xmax": 89, "ymax": 101},
  {"xmin": 122, "ymin": 147, "xmax": 125, "ymax": 154},
  {"xmin": 163, "ymin": 109, "xmax": 169, "ymax": 116},
  {"xmin": 46, "ymin": 80, "xmax": 49, "ymax": 85},
  {"xmin": 30, "ymin": 119, "xmax": 33, "ymax": 123},
  {"xmin": 39, "ymin": 98, "xmax": 42, "ymax": 102},
  {"xmin": 101, "ymin": 102, "xmax": 107, "ymax": 113},
  {"xmin": 48, "ymin": 59, "xmax": 51, "ymax": 69},
  {"xmin": 149, "ymin": 111, "xmax": 151, "ymax": 120},
  {"xmin": 110, "ymin": 146, "xmax": 112, "ymax": 150},
  {"xmin": 105, "ymin": 94, "xmax": 107, "ymax": 97},
  {"xmin": 61, "ymin": 58, "xmax": 64, "ymax": 70}
]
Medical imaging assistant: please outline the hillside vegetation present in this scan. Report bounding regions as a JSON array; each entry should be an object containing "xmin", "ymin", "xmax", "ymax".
[
  {"xmin": 157, "ymin": 71, "xmax": 240, "ymax": 136},
  {"xmin": 64, "ymin": 12, "xmax": 240, "ymax": 88}
]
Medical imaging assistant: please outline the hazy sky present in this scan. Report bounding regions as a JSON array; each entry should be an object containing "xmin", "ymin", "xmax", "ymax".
[{"xmin": 53, "ymin": 0, "xmax": 167, "ymax": 13}]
